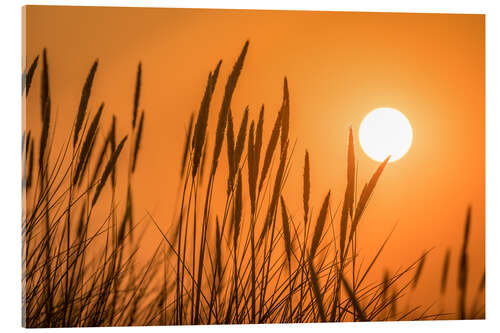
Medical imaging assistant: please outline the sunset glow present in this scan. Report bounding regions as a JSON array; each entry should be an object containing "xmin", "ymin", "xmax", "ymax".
[
  {"xmin": 359, "ymin": 107, "xmax": 413, "ymax": 162},
  {"xmin": 22, "ymin": 7, "xmax": 485, "ymax": 326}
]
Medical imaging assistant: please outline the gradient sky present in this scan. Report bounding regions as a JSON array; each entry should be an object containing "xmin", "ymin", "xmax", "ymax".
[{"xmin": 24, "ymin": 6, "xmax": 484, "ymax": 315}]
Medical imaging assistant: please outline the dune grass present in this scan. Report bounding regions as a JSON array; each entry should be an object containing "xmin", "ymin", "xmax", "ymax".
[{"xmin": 22, "ymin": 42, "xmax": 484, "ymax": 327}]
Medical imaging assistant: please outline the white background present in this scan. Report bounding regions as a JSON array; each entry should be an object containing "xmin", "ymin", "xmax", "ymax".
[{"xmin": 1, "ymin": 0, "xmax": 498, "ymax": 331}]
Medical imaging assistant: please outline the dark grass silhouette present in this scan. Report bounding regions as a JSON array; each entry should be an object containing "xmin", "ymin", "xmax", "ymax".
[{"xmin": 21, "ymin": 42, "xmax": 484, "ymax": 327}]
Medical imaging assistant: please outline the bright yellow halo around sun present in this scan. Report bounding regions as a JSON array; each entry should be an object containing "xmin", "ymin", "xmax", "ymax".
[{"xmin": 359, "ymin": 107, "xmax": 413, "ymax": 163}]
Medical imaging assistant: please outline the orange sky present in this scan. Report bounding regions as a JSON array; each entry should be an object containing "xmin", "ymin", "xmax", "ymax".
[{"xmin": 24, "ymin": 6, "xmax": 484, "ymax": 317}]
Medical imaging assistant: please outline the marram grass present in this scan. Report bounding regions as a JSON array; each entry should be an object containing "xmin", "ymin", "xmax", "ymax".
[{"xmin": 22, "ymin": 42, "xmax": 484, "ymax": 327}]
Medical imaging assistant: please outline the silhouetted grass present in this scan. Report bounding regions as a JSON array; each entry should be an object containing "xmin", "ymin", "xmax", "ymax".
[{"xmin": 22, "ymin": 42, "xmax": 484, "ymax": 327}]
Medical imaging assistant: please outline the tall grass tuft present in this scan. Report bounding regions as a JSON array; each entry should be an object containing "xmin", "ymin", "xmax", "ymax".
[
  {"xmin": 348, "ymin": 156, "xmax": 390, "ymax": 246},
  {"xmin": 132, "ymin": 62, "xmax": 142, "ymax": 129},
  {"xmin": 73, "ymin": 103, "xmax": 103, "ymax": 185},
  {"xmin": 181, "ymin": 112, "xmax": 194, "ymax": 177},
  {"xmin": 132, "ymin": 110, "xmax": 145, "ymax": 173},
  {"xmin": 280, "ymin": 196, "xmax": 292, "ymax": 265},
  {"xmin": 23, "ymin": 56, "xmax": 151, "ymax": 328},
  {"xmin": 458, "ymin": 206, "xmax": 471, "ymax": 319},
  {"xmin": 441, "ymin": 249, "xmax": 451, "ymax": 294},
  {"xmin": 254, "ymin": 105, "xmax": 264, "ymax": 181},
  {"xmin": 92, "ymin": 136, "xmax": 127, "ymax": 206},
  {"xmin": 234, "ymin": 107, "xmax": 249, "ymax": 171},
  {"xmin": 412, "ymin": 252, "xmax": 427, "ymax": 289},
  {"xmin": 74, "ymin": 60, "xmax": 98, "ymax": 147},
  {"xmin": 303, "ymin": 150, "xmax": 310, "ymax": 224},
  {"xmin": 192, "ymin": 61, "xmax": 221, "ymax": 178},
  {"xmin": 247, "ymin": 121, "xmax": 257, "ymax": 213},
  {"xmin": 226, "ymin": 109, "xmax": 236, "ymax": 190},
  {"xmin": 23, "ymin": 54, "xmax": 39, "ymax": 96},
  {"xmin": 339, "ymin": 128, "xmax": 355, "ymax": 259},
  {"xmin": 258, "ymin": 93, "xmax": 282, "ymax": 192},
  {"xmin": 309, "ymin": 191, "xmax": 331, "ymax": 259},
  {"xmin": 210, "ymin": 41, "xmax": 248, "ymax": 176}
]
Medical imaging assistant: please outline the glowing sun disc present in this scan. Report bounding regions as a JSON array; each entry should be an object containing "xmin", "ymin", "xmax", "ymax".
[{"xmin": 359, "ymin": 107, "xmax": 413, "ymax": 163}]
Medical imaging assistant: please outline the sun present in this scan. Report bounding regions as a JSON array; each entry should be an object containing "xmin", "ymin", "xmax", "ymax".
[{"xmin": 359, "ymin": 107, "xmax": 413, "ymax": 163}]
